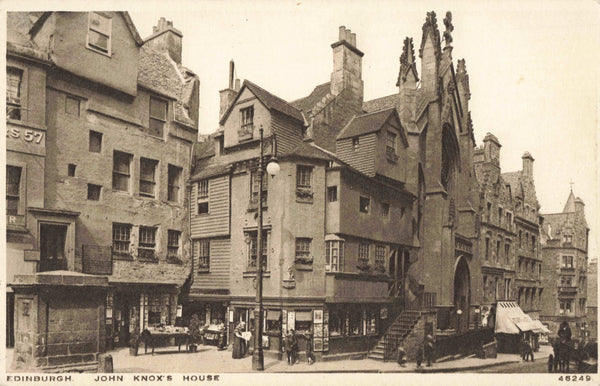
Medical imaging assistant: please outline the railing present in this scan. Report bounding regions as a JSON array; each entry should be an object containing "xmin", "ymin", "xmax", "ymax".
[{"xmin": 435, "ymin": 327, "xmax": 494, "ymax": 359}]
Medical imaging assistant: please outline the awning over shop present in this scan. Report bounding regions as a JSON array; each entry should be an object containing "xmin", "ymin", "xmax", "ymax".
[
  {"xmin": 295, "ymin": 311, "xmax": 313, "ymax": 322},
  {"xmin": 495, "ymin": 301, "xmax": 533, "ymax": 334},
  {"xmin": 266, "ymin": 310, "xmax": 281, "ymax": 320},
  {"xmin": 532, "ymin": 320, "xmax": 551, "ymax": 334}
]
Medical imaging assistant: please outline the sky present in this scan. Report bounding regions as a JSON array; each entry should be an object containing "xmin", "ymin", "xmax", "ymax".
[{"xmin": 5, "ymin": 0, "xmax": 600, "ymax": 259}]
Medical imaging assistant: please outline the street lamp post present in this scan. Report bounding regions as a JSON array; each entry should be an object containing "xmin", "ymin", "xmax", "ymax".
[
  {"xmin": 252, "ymin": 126, "xmax": 279, "ymax": 371},
  {"xmin": 456, "ymin": 309, "xmax": 463, "ymax": 334}
]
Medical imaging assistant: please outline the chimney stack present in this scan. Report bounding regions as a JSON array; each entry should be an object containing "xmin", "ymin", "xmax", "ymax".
[
  {"xmin": 522, "ymin": 152, "xmax": 534, "ymax": 178},
  {"xmin": 330, "ymin": 26, "xmax": 364, "ymax": 105},
  {"xmin": 219, "ymin": 60, "xmax": 240, "ymax": 119},
  {"xmin": 145, "ymin": 17, "xmax": 183, "ymax": 64}
]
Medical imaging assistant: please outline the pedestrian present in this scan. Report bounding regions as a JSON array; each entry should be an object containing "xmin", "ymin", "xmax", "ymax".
[
  {"xmin": 558, "ymin": 321, "xmax": 572, "ymax": 342},
  {"xmin": 305, "ymin": 333, "xmax": 315, "ymax": 365},
  {"xmin": 290, "ymin": 329, "xmax": 298, "ymax": 364},
  {"xmin": 521, "ymin": 337, "xmax": 534, "ymax": 362},
  {"xmin": 396, "ymin": 345, "xmax": 406, "ymax": 367},
  {"xmin": 232, "ymin": 321, "xmax": 245, "ymax": 359},
  {"xmin": 424, "ymin": 333, "xmax": 435, "ymax": 367},
  {"xmin": 283, "ymin": 330, "xmax": 294, "ymax": 365},
  {"xmin": 416, "ymin": 346, "xmax": 424, "ymax": 368}
]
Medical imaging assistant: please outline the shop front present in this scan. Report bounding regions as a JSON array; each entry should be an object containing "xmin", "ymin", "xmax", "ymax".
[{"xmin": 106, "ymin": 282, "xmax": 179, "ymax": 348}]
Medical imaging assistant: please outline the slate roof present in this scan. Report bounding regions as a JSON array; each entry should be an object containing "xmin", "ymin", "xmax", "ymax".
[
  {"xmin": 290, "ymin": 82, "xmax": 331, "ymax": 114},
  {"xmin": 280, "ymin": 141, "xmax": 336, "ymax": 162},
  {"xmin": 244, "ymin": 81, "xmax": 305, "ymax": 123},
  {"xmin": 501, "ymin": 171, "xmax": 522, "ymax": 198},
  {"xmin": 563, "ymin": 191, "xmax": 577, "ymax": 213},
  {"xmin": 363, "ymin": 94, "xmax": 399, "ymax": 113},
  {"xmin": 138, "ymin": 45, "xmax": 197, "ymax": 128},
  {"xmin": 337, "ymin": 108, "xmax": 396, "ymax": 140},
  {"xmin": 190, "ymin": 160, "xmax": 231, "ymax": 182}
]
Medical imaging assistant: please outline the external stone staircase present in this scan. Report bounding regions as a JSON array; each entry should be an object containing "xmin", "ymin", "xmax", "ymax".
[{"xmin": 368, "ymin": 310, "xmax": 422, "ymax": 361}]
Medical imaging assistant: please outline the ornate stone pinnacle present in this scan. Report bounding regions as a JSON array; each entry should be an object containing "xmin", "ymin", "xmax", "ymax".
[{"xmin": 443, "ymin": 11, "xmax": 454, "ymax": 46}]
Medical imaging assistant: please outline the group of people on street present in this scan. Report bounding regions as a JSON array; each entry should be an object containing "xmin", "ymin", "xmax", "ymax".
[
  {"xmin": 283, "ymin": 330, "xmax": 315, "ymax": 365},
  {"xmin": 397, "ymin": 333, "xmax": 435, "ymax": 368}
]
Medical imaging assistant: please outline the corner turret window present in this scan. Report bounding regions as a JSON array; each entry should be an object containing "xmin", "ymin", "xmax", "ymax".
[
  {"xmin": 87, "ymin": 12, "xmax": 112, "ymax": 55},
  {"xmin": 6, "ymin": 67, "xmax": 23, "ymax": 120}
]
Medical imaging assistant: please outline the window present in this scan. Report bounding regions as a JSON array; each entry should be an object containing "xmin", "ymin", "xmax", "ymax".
[
  {"xmin": 7, "ymin": 67, "xmax": 23, "ymax": 120},
  {"xmin": 149, "ymin": 97, "xmax": 167, "ymax": 137},
  {"xmin": 139, "ymin": 158, "xmax": 158, "ymax": 198},
  {"xmin": 498, "ymin": 208, "xmax": 503, "ymax": 225},
  {"xmin": 564, "ymin": 234, "xmax": 573, "ymax": 244},
  {"xmin": 68, "ymin": 164, "xmax": 76, "ymax": 177},
  {"xmin": 138, "ymin": 226, "xmax": 157, "ymax": 260},
  {"xmin": 87, "ymin": 184, "xmax": 101, "ymax": 200},
  {"xmin": 505, "ymin": 243, "xmax": 510, "ymax": 264},
  {"xmin": 87, "ymin": 12, "xmax": 112, "ymax": 55},
  {"xmin": 485, "ymin": 237, "xmax": 490, "ymax": 260},
  {"xmin": 327, "ymin": 186, "xmax": 338, "ymax": 202},
  {"xmin": 112, "ymin": 151, "xmax": 132, "ymax": 192},
  {"xmin": 250, "ymin": 170, "xmax": 268, "ymax": 206},
  {"xmin": 561, "ymin": 255, "xmax": 574, "ymax": 269},
  {"xmin": 167, "ymin": 230, "xmax": 180, "ymax": 260},
  {"xmin": 519, "ymin": 230, "xmax": 522, "ymax": 248},
  {"xmin": 358, "ymin": 242, "xmax": 370, "ymax": 265},
  {"xmin": 326, "ymin": 240, "xmax": 344, "ymax": 272},
  {"xmin": 560, "ymin": 300, "xmax": 573, "ymax": 315},
  {"xmin": 494, "ymin": 277, "xmax": 499, "ymax": 300},
  {"xmin": 296, "ymin": 165, "xmax": 312, "ymax": 188},
  {"xmin": 352, "ymin": 137, "xmax": 360, "ymax": 151},
  {"xmin": 359, "ymin": 196, "xmax": 370, "ymax": 213},
  {"xmin": 329, "ymin": 308, "xmax": 343, "ymax": 337},
  {"xmin": 168, "ymin": 165, "xmax": 182, "ymax": 202},
  {"xmin": 375, "ymin": 245, "xmax": 386, "ymax": 268},
  {"xmin": 6, "ymin": 165, "xmax": 22, "ymax": 216},
  {"xmin": 196, "ymin": 239, "xmax": 210, "ymax": 272},
  {"xmin": 89, "ymin": 131, "xmax": 102, "ymax": 153},
  {"xmin": 65, "ymin": 96, "xmax": 80, "ymax": 116},
  {"xmin": 197, "ymin": 179, "xmax": 209, "ymax": 214},
  {"xmin": 496, "ymin": 239, "xmax": 501, "ymax": 262},
  {"xmin": 560, "ymin": 276, "xmax": 573, "ymax": 287},
  {"xmin": 295, "ymin": 238, "xmax": 312, "ymax": 263},
  {"xmin": 239, "ymin": 106, "xmax": 254, "ymax": 138},
  {"xmin": 348, "ymin": 310, "xmax": 362, "ymax": 336},
  {"xmin": 532, "ymin": 235, "xmax": 536, "ymax": 252},
  {"xmin": 486, "ymin": 202, "xmax": 492, "ymax": 222},
  {"xmin": 381, "ymin": 203, "xmax": 390, "ymax": 219},
  {"xmin": 112, "ymin": 223, "xmax": 132, "ymax": 256},
  {"xmin": 247, "ymin": 231, "xmax": 268, "ymax": 270},
  {"xmin": 386, "ymin": 131, "xmax": 396, "ymax": 155}
]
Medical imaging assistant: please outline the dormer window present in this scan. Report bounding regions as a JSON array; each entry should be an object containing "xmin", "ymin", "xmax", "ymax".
[
  {"xmin": 239, "ymin": 106, "xmax": 254, "ymax": 140},
  {"xmin": 87, "ymin": 12, "xmax": 112, "ymax": 55},
  {"xmin": 386, "ymin": 131, "xmax": 396, "ymax": 155}
]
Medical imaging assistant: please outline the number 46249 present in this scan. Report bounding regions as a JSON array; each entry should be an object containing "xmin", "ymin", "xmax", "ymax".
[{"xmin": 558, "ymin": 375, "xmax": 592, "ymax": 381}]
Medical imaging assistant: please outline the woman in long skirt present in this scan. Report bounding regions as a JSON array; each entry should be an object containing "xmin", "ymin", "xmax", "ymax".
[{"xmin": 232, "ymin": 321, "xmax": 245, "ymax": 359}]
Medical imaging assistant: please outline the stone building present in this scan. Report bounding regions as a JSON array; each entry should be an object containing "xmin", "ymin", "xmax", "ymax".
[
  {"xmin": 586, "ymin": 258, "xmax": 597, "ymax": 340},
  {"xmin": 6, "ymin": 12, "xmax": 199, "ymax": 349},
  {"xmin": 188, "ymin": 12, "xmax": 483, "ymax": 360},
  {"xmin": 540, "ymin": 191, "xmax": 590, "ymax": 338}
]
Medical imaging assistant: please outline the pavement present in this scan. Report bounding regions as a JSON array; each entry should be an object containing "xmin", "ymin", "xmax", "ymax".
[{"xmin": 4, "ymin": 344, "xmax": 553, "ymax": 373}]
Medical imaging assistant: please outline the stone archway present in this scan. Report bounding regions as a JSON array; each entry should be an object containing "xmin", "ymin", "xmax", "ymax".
[{"xmin": 453, "ymin": 256, "xmax": 471, "ymax": 333}]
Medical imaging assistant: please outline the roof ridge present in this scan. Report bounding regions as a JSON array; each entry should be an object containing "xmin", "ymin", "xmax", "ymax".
[{"xmin": 245, "ymin": 80, "xmax": 301, "ymax": 112}]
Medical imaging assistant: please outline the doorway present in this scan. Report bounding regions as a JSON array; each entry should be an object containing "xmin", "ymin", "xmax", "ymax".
[
  {"xmin": 39, "ymin": 223, "xmax": 68, "ymax": 272},
  {"xmin": 453, "ymin": 256, "xmax": 470, "ymax": 333}
]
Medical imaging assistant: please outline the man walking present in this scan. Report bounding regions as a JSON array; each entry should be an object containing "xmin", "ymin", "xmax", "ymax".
[{"xmin": 424, "ymin": 333, "xmax": 435, "ymax": 367}]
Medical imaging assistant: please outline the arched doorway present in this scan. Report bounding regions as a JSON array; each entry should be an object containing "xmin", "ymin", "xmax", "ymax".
[{"xmin": 453, "ymin": 256, "xmax": 470, "ymax": 334}]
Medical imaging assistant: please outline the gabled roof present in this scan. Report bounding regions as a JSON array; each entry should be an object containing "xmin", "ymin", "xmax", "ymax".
[
  {"xmin": 280, "ymin": 141, "xmax": 336, "ymax": 162},
  {"xmin": 138, "ymin": 45, "xmax": 197, "ymax": 128},
  {"xmin": 337, "ymin": 108, "xmax": 406, "ymax": 144},
  {"xmin": 363, "ymin": 94, "xmax": 398, "ymax": 113},
  {"xmin": 290, "ymin": 82, "xmax": 331, "ymax": 114},
  {"xmin": 29, "ymin": 12, "xmax": 143, "ymax": 46},
  {"xmin": 219, "ymin": 80, "xmax": 304, "ymax": 125},
  {"xmin": 501, "ymin": 171, "xmax": 522, "ymax": 199}
]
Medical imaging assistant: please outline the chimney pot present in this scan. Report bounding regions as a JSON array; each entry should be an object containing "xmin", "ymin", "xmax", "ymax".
[
  {"xmin": 235, "ymin": 79, "xmax": 241, "ymax": 91},
  {"xmin": 339, "ymin": 26, "xmax": 346, "ymax": 41},
  {"xmin": 350, "ymin": 32, "xmax": 356, "ymax": 47}
]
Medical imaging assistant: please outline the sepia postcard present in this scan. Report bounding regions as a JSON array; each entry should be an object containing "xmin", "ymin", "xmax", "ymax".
[{"xmin": 1, "ymin": 1, "xmax": 598, "ymax": 385}]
